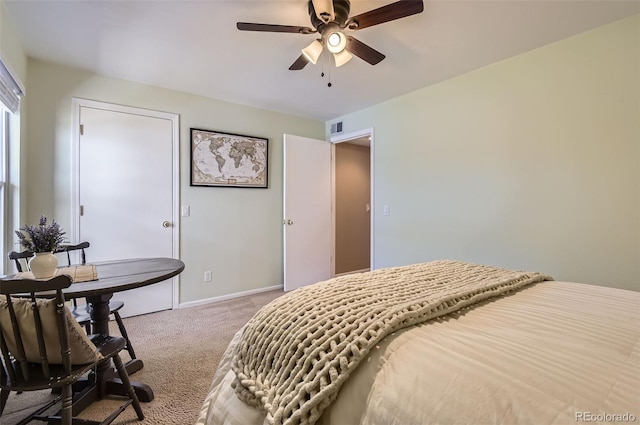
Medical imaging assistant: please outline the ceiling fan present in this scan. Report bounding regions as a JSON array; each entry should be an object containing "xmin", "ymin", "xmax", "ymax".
[{"xmin": 237, "ymin": 0, "xmax": 424, "ymax": 70}]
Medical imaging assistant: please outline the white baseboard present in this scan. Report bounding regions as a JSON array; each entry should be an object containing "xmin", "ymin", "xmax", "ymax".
[{"xmin": 178, "ymin": 285, "xmax": 283, "ymax": 309}]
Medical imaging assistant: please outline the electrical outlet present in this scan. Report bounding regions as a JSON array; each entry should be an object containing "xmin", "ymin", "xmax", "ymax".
[{"xmin": 204, "ymin": 271, "xmax": 212, "ymax": 282}]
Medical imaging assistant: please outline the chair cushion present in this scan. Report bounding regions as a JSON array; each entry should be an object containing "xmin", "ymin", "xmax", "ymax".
[{"xmin": 0, "ymin": 297, "xmax": 103, "ymax": 365}]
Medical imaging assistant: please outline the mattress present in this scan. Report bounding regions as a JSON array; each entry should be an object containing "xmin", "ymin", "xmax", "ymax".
[{"xmin": 196, "ymin": 281, "xmax": 640, "ymax": 425}]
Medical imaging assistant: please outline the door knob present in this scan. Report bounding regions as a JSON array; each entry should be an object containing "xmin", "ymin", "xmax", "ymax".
[
  {"xmin": 286, "ymin": 219, "xmax": 294, "ymax": 225},
  {"xmin": 162, "ymin": 221, "xmax": 171, "ymax": 228}
]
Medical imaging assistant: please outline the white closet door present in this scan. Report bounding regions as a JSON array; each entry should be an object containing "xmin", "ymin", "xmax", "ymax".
[{"xmin": 79, "ymin": 104, "xmax": 176, "ymax": 316}]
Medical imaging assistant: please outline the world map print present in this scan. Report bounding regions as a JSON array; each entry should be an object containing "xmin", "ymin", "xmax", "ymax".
[{"xmin": 191, "ymin": 129, "xmax": 268, "ymax": 188}]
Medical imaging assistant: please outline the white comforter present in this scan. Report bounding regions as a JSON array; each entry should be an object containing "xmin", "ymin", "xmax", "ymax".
[{"xmin": 196, "ymin": 281, "xmax": 640, "ymax": 425}]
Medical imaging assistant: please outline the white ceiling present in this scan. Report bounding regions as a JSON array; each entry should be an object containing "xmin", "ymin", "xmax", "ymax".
[{"xmin": 4, "ymin": 0, "xmax": 639, "ymax": 121}]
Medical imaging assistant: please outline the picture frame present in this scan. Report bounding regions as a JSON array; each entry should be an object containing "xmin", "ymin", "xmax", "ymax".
[{"xmin": 190, "ymin": 128, "xmax": 269, "ymax": 188}]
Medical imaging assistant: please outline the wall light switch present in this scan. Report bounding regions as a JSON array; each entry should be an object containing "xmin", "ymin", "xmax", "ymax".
[
  {"xmin": 181, "ymin": 205, "xmax": 190, "ymax": 217},
  {"xmin": 204, "ymin": 271, "xmax": 212, "ymax": 282},
  {"xmin": 383, "ymin": 205, "xmax": 390, "ymax": 216}
]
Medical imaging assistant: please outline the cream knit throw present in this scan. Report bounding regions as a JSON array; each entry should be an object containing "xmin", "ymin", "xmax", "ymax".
[{"xmin": 231, "ymin": 260, "xmax": 552, "ymax": 425}]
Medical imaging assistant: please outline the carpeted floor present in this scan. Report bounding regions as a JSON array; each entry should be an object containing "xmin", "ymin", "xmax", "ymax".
[{"xmin": 2, "ymin": 289, "xmax": 283, "ymax": 425}]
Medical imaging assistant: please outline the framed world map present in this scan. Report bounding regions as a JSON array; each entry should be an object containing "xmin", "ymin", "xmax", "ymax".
[{"xmin": 190, "ymin": 128, "xmax": 268, "ymax": 188}]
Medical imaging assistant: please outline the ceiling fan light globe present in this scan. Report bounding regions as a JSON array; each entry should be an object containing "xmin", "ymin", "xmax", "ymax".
[
  {"xmin": 333, "ymin": 49, "xmax": 353, "ymax": 67},
  {"xmin": 328, "ymin": 33, "xmax": 340, "ymax": 47},
  {"xmin": 326, "ymin": 31, "xmax": 347, "ymax": 53},
  {"xmin": 302, "ymin": 39, "xmax": 323, "ymax": 65}
]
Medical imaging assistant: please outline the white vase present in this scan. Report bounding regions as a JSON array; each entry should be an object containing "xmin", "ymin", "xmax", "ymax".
[{"xmin": 29, "ymin": 252, "xmax": 58, "ymax": 279}]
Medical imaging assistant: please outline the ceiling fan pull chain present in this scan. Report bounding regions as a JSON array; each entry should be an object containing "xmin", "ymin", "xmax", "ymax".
[{"xmin": 322, "ymin": 51, "xmax": 332, "ymax": 88}]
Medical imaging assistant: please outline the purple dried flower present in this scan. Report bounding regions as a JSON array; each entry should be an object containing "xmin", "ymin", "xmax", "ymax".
[{"xmin": 15, "ymin": 215, "xmax": 66, "ymax": 253}]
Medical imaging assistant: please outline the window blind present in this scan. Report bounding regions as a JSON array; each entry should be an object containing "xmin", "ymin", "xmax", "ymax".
[{"xmin": 0, "ymin": 59, "xmax": 24, "ymax": 113}]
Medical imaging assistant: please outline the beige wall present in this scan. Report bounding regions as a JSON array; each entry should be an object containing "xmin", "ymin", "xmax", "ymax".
[
  {"xmin": 0, "ymin": 0, "xmax": 27, "ymax": 270},
  {"xmin": 24, "ymin": 59, "xmax": 324, "ymax": 303},
  {"xmin": 0, "ymin": 1, "xmax": 26, "ymax": 81},
  {"xmin": 330, "ymin": 15, "xmax": 640, "ymax": 291},
  {"xmin": 335, "ymin": 143, "xmax": 370, "ymax": 274}
]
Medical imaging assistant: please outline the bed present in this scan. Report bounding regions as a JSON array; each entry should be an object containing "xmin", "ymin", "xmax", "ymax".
[{"xmin": 196, "ymin": 260, "xmax": 640, "ymax": 425}]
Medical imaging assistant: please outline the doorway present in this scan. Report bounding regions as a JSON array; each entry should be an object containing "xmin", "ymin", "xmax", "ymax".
[
  {"xmin": 333, "ymin": 137, "xmax": 371, "ymax": 275},
  {"xmin": 282, "ymin": 129, "xmax": 374, "ymax": 291}
]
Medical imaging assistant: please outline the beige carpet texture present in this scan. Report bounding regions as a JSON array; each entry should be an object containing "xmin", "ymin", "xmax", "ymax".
[{"xmin": 2, "ymin": 290, "xmax": 283, "ymax": 425}]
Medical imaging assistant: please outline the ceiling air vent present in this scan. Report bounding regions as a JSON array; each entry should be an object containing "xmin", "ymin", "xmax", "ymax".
[{"xmin": 330, "ymin": 121, "xmax": 343, "ymax": 135}]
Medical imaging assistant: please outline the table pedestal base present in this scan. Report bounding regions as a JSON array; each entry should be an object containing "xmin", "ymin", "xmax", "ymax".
[
  {"xmin": 106, "ymin": 378, "xmax": 154, "ymax": 402},
  {"xmin": 63, "ymin": 332, "xmax": 152, "ymax": 417}
]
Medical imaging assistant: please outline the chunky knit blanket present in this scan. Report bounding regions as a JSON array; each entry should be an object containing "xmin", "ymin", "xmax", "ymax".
[{"xmin": 231, "ymin": 260, "xmax": 552, "ymax": 425}]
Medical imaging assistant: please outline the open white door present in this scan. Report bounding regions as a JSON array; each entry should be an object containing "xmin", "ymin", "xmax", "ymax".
[{"xmin": 283, "ymin": 134, "xmax": 332, "ymax": 291}]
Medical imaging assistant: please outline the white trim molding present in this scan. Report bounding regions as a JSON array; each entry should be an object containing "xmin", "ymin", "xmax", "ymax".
[{"xmin": 178, "ymin": 285, "xmax": 283, "ymax": 309}]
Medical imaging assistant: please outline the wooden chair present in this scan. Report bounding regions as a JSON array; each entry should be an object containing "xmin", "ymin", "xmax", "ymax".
[
  {"xmin": 0, "ymin": 274, "xmax": 144, "ymax": 425},
  {"xmin": 56, "ymin": 242, "xmax": 138, "ymax": 361},
  {"xmin": 8, "ymin": 246, "xmax": 137, "ymax": 361}
]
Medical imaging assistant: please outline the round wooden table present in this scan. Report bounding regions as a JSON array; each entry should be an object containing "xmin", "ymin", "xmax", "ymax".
[
  {"xmin": 62, "ymin": 257, "xmax": 184, "ymax": 408},
  {"xmin": 63, "ymin": 257, "xmax": 185, "ymax": 333}
]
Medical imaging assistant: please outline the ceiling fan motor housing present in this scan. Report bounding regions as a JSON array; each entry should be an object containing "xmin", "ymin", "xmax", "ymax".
[{"xmin": 309, "ymin": 0, "xmax": 351, "ymax": 30}]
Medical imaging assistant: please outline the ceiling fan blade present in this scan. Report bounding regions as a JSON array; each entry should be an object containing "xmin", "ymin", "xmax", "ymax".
[
  {"xmin": 347, "ymin": 0, "xmax": 424, "ymax": 30},
  {"xmin": 289, "ymin": 54, "xmax": 309, "ymax": 71},
  {"xmin": 237, "ymin": 22, "xmax": 316, "ymax": 34},
  {"xmin": 346, "ymin": 36, "xmax": 385, "ymax": 65}
]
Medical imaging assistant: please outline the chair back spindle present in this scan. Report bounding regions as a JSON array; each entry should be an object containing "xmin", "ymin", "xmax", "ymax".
[
  {"xmin": 0, "ymin": 327, "xmax": 16, "ymax": 383},
  {"xmin": 30, "ymin": 293, "xmax": 51, "ymax": 378},
  {"xmin": 4, "ymin": 295, "xmax": 30, "ymax": 381},
  {"xmin": 55, "ymin": 298, "xmax": 73, "ymax": 377}
]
